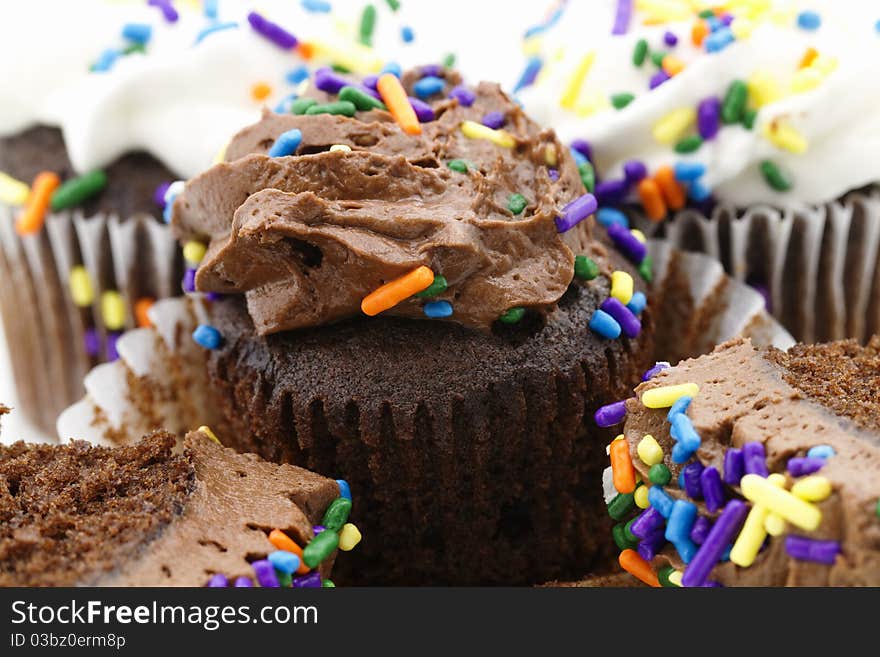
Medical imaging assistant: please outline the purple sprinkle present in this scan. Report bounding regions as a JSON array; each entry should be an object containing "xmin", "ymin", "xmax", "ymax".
[
  {"xmin": 600, "ymin": 298, "xmax": 641, "ymax": 338},
  {"xmin": 570, "ymin": 139, "xmax": 592, "ymax": 162},
  {"xmin": 649, "ymin": 69, "xmax": 670, "ymax": 89},
  {"xmin": 720, "ymin": 14, "xmax": 734, "ymax": 26},
  {"xmin": 594, "ymin": 179, "xmax": 628, "ymax": 206},
  {"xmin": 234, "ymin": 576, "xmax": 254, "ymax": 587},
  {"xmin": 314, "ymin": 67, "xmax": 350, "ymax": 94},
  {"xmin": 548, "ymin": 168, "xmax": 559, "ymax": 181},
  {"xmin": 407, "ymin": 96, "xmax": 435, "ymax": 123},
  {"xmin": 182, "ymin": 267, "xmax": 197, "ymax": 294},
  {"xmin": 292, "ymin": 571, "xmax": 322, "ymax": 588},
  {"xmin": 787, "ymin": 456, "xmax": 825, "ymax": 477},
  {"xmin": 664, "ymin": 30, "xmax": 679, "ymax": 46},
  {"xmin": 722, "ymin": 447, "xmax": 744, "ymax": 485},
  {"xmin": 594, "ymin": 399, "xmax": 628, "ymax": 427},
  {"xmin": 690, "ymin": 515, "xmax": 711, "ymax": 545},
  {"xmin": 482, "ymin": 111, "xmax": 506, "ymax": 129},
  {"xmin": 612, "ymin": 0, "xmax": 634, "ymax": 35},
  {"xmin": 251, "ymin": 559, "xmax": 280, "ymax": 587},
  {"xmin": 247, "ymin": 11, "xmax": 298, "ymax": 49},
  {"xmin": 785, "ymin": 536, "xmax": 841, "ymax": 565},
  {"xmin": 206, "ymin": 574, "xmax": 228, "ymax": 587},
  {"xmin": 637, "ymin": 528, "xmax": 666, "ymax": 561},
  {"xmin": 623, "ymin": 160, "xmax": 648, "ymax": 184},
  {"xmin": 631, "ymin": 507, "xmax": 665, "ymax": 539},
  {"xmin": 682, "ymin": 461, "xmax": 704, "ymax": 499},
  {"xmin": 555, "ymin": 193, "xmax": 598, "ymax": 232},
  {"xmin": 700, "ymin": 466, "xmax": 725, "ymax": 513},
  {"xmin": 682, "ymin": 500, "xmax": 748, "ymax": 587},
  {"xmin": 148, "ymin": 0, "xmax": 178, "ymax": 23},
  {"xmin": 421, "ymin": 64, "xmax": 443, "ymax": 77},
  {"xmin": 743, "ymin": 442, "xmax": 769, "ymax": 477},
  {"xmin": 449, "ymin": 85, "xmax": 475, "ymax": 107},
  {"xmin": 105, "ymin": 332, "xmax": 121, "ymax": 362},
  {"xmin": 697, "ymin": 96, "xmax": 722, "ymax": 139},
  {"xmin": 359, "ymin": 84, "xmax": 382, "ymax": 101},
  {"xmin": 84, "ymin": 328, "xmax": 101, "ymax": 358},
  {"xmin": 607, "ymin": 222, "xmax": 648, "ymax": 263},
  {"xmin": 313, "ymin": 525, "xmax": 325, "ymax": 535},
  {"xmin": 363, "ymin": 74, "xmax": 379, "ymax": 91},
  {"xmin": 154, "ymin": 182, "xmax": 171, "ymax": 208},
  {"xmin": 642, "ymin": 362, "xmax": 670, "ymax": 381},
  {"xmin": 750, "ymin": 283, "xmax": 772, "ymax": 312},
  {"xmin": 204, "ymin": 291, "xmax": 223, "ymax": 302}
]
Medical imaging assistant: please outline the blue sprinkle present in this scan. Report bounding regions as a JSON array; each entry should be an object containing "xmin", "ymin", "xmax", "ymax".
[
  {"xmin": 648, "ymin": 486, "xmax": 674, "ymax": 518},
  {"xmin": 423, "ymin": 300, "xmax": 453, "ymax": 318},
  {"xmin": 413, "ymin": 76, "xmax": 444, "ymax": 99},
  {"xmin": 286, "ymin": 65, "xmax": 310, "ymax": 85},
  {"xmin": 689, "ymin": 180, "xmax": 712, "ymax": 202},
  {"xmin": 672, "ymin": 442, "xmax": 696, "ymax": 464},
  {"xmin": 193, "ymin": 325, "xmax": 222, "ymax": 350},
  {"xmin": 381, "ymin": 61, "xmax": 402, "ymax": 78},
  {"xmin": 122, "ymin": 23, "xmax": 152, "ymax": 45},
  {"xmin": 678, "ymin": 470, "xmax": 686, "ymax": 490},
  {"xmin": 92, "ymin": 48, "xmax": 119, "ymax": 73},
  {"xmin": 797, "ymin": 11, "xmax": 822, "ymax": 31},
  {"xmin": 268, "ymin": 129, "xmax": 303, "ymax": 157},
  {"xmin": 571, "ymin": 148, "xmax": 588, "ymax": 168},
  {"xmin": 704, "ymin": 27, "xmax": 734, "ymax": 53},
  {"xmin": 514, "ymin": 56, "xmax": 542, "ymax": 93},
  {"xmin": 589, "ymin": 309, "xmax": 621, "ymax": 339},
  {"xmin": 195, "ymin": 21, "xmax": 238, "ymax": 44},
  {"xmin": 674, "ymin": 161, "xmax": 706, "ymax": 182},
  {"xmin": 268, "ymin": 550, "xmax": 301, "ymax": 574},
  {"xmin": 336, "ymin": 479, "xmax": 352, "ymax": 500},
  {"xmin": 670, "ymin": 413, "xmax": 701, "ymax": 453},
  {"xmin": 401, "ymin": 25, "xmax": 415, "ymax": 42},
  {"xmin": 720, "ymin": 543, "xmax": 733, "ymax": 562},
  {"xmin": 876, "ymin": 19, "xmax": 880, "ymax": 33},
  {"xmin": 706, "ymin": 16, "xmax": 722, "ymax": 32},
  {"xmin": 666, "ymin": 500, "xmax": 698, "ymax": 564},
  {"xmin": 301, "ymin": 0, "xmax": 332, "ymax": 13},
  {"xmin": 274, "ymin": 93, "xmax": 299, "ymax": 114},
  {"xmin": 204, "ymin": 0, "xmax": 219, "ymax": 19},
  {"xmin": 597, "ymin": 208, "xmax": 630, "ymax": 229},
  {"xmin": 627, "ymin": 291, "xmax": 647, "ymax": 315},
  {"xmin": 666, "ymin": 395, "xmax": 692, "ymax": 423},
  {"xmin": 807, "ymin": 444, "xmax": 836, "ymax": 459}
]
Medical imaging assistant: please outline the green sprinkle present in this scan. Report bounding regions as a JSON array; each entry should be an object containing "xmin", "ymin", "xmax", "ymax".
[
  {"xmin": 574, "ymin": 255, "xmax": 599, "ymax": 281},
  {"xmin": 624, "ymin": 518, "xmax": 639, "ymax": 543},
  {"xmin": 607, "ymin": 492, "xmax": 635, "ymax": 521},
  {"xmin": 674, "ymin": 134, "xmax": 703, "ymax": 154},
  {"xmin": 632, "ymin": 39, "xmax": 649, "ymax": 67},
  {"xmin": 442, "ymin": 53, "xmax": 456, "ymax": 68},
  {"xmin": 303, "ymin": 530, "xmax": 340, "ymax": 568},
  {"xmin": 277, "ymin": 571, "xmax": 292, "ymax": 587},
  {"xmin": 416, "ymin": 274, "xmax": 448, "ymax": 299},
  {"xmin": 742, "ymin": 108, "xmax": 758, "ymax": 130},
  {"xmin": 760, "ymin": 160, "xmax": 792, "ymax": 192},
  {"xmin": 578, "ymin": 162, "xmax": 595, "ymax": 193},
  {"xmin": 123, "ymin": 42, "xmax": 146, "ymax": 55},
  {"xmin": 650, "ymin": 51, "xmax": 666, "ymax": 68},
  {"xmin": 321, "ymin": 497, "xmax": 352, "ymax": 532},
  {"xmin": 291, "ymin": 97, "xmax": 318, "ymax": 115},
  {"xmin": 331, "ymin": 63, "xmax": 352, "ymax": 74},
  {"xmin": 875, "ymin": 498, "xmax": 880, "ymax": 519},
  {"xmin": 612, "ymin": 523, "xmax": 638, "ymax": 551},
  {"xmin": 508, "ymin": 193, "xmax": 528, "ymax": 215},
  {"xmin": 339, "ymin": 85, "xmax": 386, "ymax": 111},
  {"xmin": 305, "ymin": 100, "xmax": 357, "ymax": 117},
  {"xmin": 499, "ymin": 307, "xmax": 526, "ymax": 325},
  {"xmin": 50, "ymin": 171, "xmax": 108, "ymax": 211},
  {"xmin": 359, "ymin": 4, "xmax": 377, "ymax": 47},
  {"xmin": 447, "ymin": 159, "xmax": 472, "ymax": 173},
  {"xmin": 658, "ymin": 565, "xmax": 677, "ymax": 587},
  {"xmin": 648, "ymin": 463, "xmax": 672, "ymax": 486},
  {"xmin": 385, "ymin": 0, "xmax": 400, "ymax": 11},
  {"xmin": 721, "ymin": 80, "xmax": 748, "ymax": 125},
  {"xmin": 611, "ymin": 93, "xmax": 635, "ymax": 110},
  {"xmin": 638, "ymin": 255, "xmax": 653, "ymax": 283},
  {"xmin": 322, "ymin": 579, "xmax": 336, "ymax": 588},
  {"xmin": 698, "ymin": 8, "xmax": 715, "ymax": 18}
]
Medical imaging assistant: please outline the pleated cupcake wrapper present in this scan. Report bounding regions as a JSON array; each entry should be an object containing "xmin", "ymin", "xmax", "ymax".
[
  {"xmin": 0, "ymin": 205, "xmax": 181, "ymax": 433},
  {"xmin": 652, "ymin": 190, "xmax": 880, "ymax": 345},
  {"xmin": 56, "ymin": 242, "xmax": 794, "ymax": 447}
]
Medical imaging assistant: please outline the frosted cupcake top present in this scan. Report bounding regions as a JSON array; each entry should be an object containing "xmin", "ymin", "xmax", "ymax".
[{"xmin": 516, "ymin": 0, "xmax": 880, "ymax": 209}]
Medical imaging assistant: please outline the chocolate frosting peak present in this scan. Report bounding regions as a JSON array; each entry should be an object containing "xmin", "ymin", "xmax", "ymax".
[{"xmin": 172, "ymin": 70, "xmax": 594, "ymax": 335}]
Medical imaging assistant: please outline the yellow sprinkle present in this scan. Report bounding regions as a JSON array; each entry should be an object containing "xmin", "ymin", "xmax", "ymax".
[
  {"xmin": 730, "ymin": 17, "xmax": 755, "ymax": 39},
  {"xmin": 544, "ymin": 144, "xmax": 558, "ymax": 167},
  {"xmin": 730, "ymin": 503, "xmax": 768, "ymax": 567},
  {"xmin": 610, "ymin": 270, "xmax": 634, "ymax": 305},
  {"xmin": 197, "ymin": 425, "xmax": 221, "ymax": 444},
  {"xmin": 791, "ymin": 475, "xmax": 832, "ymax": 502},
  {"xmin": 310, "ymin": 38, "xmax": 383, "ymax": 74},
  {"xmin": 641, "ymin": 383, "xmax": 700, "ymax": 409},
  {"xmin": 522, "ymin": 35, "xmax": 543, "ymax": 57},
  {"xmin": 0, "ymin": 171, "xmax": 30, "ymax": 206},
  {"xmin": 338, "ymin": 523, "xmax": 362, "ymax": 551},
  {"xmin": 767, "ymin": 473, "xmax": 787, "ymax": 487},
  {"xmin": 183, "ymin": 240, "xmax": 207, "ymax": 266},
  {"xmin": 634, "ymin": 484, "xmax": 650, "ymax": 509},
  {"xmin": 652, "ymin": 108, "xmax": 696, "ymax": 146},
  {"xmin": 213, "ymin": 140, "xmax": 229, "ymax": 165},
  {"xmin": 329, "ymin": 144, "xmax": 352, "ymax": 152},
  {"xmin": 101, "ymin": 290, "xmax": 127, "ymax": 331},
  {"xmin": 69, "ymin": 266, "xmax": 94, "ymax": 308},
  {"xmin": 762, "ymin": 120, "xmax": 808, "ymax": 154},
  {"xmin": 613, "ymin": 434, "xmax": 625, "ymax": 442},
  {"xmin": 764, "ymin": 512, "xmax": 786, "ymax": 536},
  {"xmin": 812, "ymin": 55, "xmax": 838, "ymax": 76},
  {"xmin": 637, "ymin": 435, "xmax": 664, "ymax": 466},
  {"xmin": 747, "ymin": 70, "xmax": 782, "ymax": 108},
  {"xmin": 574, "ymin": 88, "xmax": 611, "ymax": 118},
  {"xmin": 740, "ymin": 474, "xmax": 822, "ymax": 531},
  {"xmin": 630, "ymin": 229, "xmax": 647, "ymax": 244},
  {"xmin": 460, "ymin": 120, "xmax": 516, "ymax": 148},
  {"xmin": 636, "ymin": 0, "xmax": 691, "ymax": 22},
  {"xmin": 790, "ymin": 68, "xmax": 824, "ymax": 94},
  {"xmin": 667, "ymin": 570, "xmax": 683, "ymax": 587},
  {"xmin": 560, "ymin": 51, "xmax": 596, "ymax": 111}
]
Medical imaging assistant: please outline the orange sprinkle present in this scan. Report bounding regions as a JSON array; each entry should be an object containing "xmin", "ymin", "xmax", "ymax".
[
  {"xmin": 662, "ymin": 54, "xmax": 685, "ymax": 77},
  {"xmin": 251, "ymin": 82, "xmax": 272, "ymax": 101},
  {"xmin": 799, "ymin": 47, "xmax": 819, "ymax": 69},
  {"xmin": 16, "ymin": 171, "xmax": 60, "ymax": 236},
  {"xmin": 362, "ymin": 266, "xmax": 434, "ymax": 316},
  {"xmin": 654, "ymin": 165, "xmax": 686, "ymax": 211},
  {"xmin": 377, "ymin": 73, "xmax": 422, "ymax": 136},
  {"xmin": 134, "ymin": 297, "xmax": 155, "ymax": 328},
  {"xmin": 268, "ymin": 529, "xmax": 310, "ymax": 574},
  {"xmin": 610, "ymin": 439, "xmax": 637, "ymax": 494},
  {"xmin": 295, "ymin": 42, "xmax": 315, "ymax": 60},
  {"xmin": 638, "ymin": 178, "xmax": 667, "ymax": 222},
  {"xmin": 619, "ymin": 549, "xmax": 660, "ymax": 587},
  {"xmin": 692, "ymin": 20, "xmax": 710, "ymax": 47}
]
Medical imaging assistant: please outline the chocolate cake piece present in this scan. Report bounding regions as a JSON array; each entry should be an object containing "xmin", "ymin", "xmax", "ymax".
[
  {"xmin": 604, "ymin": 336, "xmax": 880, "ymax": 587},
  {"xmin": 0, "ymin": 429, "xmax": 352, "ymax": 587}
]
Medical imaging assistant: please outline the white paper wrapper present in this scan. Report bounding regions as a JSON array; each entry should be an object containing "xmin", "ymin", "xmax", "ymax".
[
  {"xmin": 651, "ymin": 190, "xmax": 880, "ymax": 345},
  {"xmin": 56, "ymin": 243, "xmax": 794, "ymax": 445},
  {"xmin": 0, "ymin": 206, "xmax": 181, "ymax": 433}
]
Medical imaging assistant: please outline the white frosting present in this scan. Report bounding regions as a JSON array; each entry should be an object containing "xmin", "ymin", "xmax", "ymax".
[{"xmin": 517, "ymin": 0, "xmax": 880, "ymax": 208}]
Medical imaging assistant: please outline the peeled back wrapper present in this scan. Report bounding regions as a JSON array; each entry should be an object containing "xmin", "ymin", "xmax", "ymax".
[
  {"xmin": 56, "ymin": 242, "xmax": 793, "ymax": 445},
  {"xmin": 656, "ymin": 190, "xmax": 880, "ymax": 344}
]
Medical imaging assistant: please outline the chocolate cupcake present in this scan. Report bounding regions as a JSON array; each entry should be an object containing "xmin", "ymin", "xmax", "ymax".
[
  {"xmin": 598, "ymin": 336, "xmax": 880, "ymax": 587},
  {"xmin": 0, "ymin": 427, "xmax": 360, "ymax": 587},
  {"xmin": 166, "ymin": 65, "xmax": 656, "ymax": 585}
]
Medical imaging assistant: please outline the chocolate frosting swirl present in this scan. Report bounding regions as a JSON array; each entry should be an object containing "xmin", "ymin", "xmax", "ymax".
[{"xmin": 172, "ymin": 69, "xmax": 595, "ymax": 335}]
